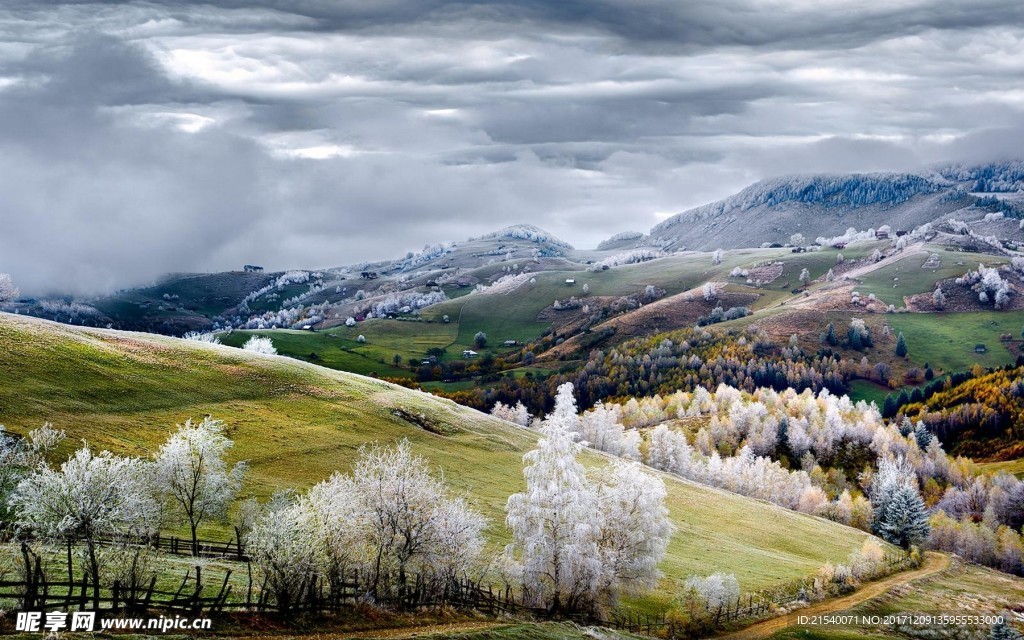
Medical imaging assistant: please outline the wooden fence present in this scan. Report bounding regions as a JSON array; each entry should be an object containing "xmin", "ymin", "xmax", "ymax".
[{"xmin": 0, "ymin": 538, "xmax": 914, "ymax": 638}]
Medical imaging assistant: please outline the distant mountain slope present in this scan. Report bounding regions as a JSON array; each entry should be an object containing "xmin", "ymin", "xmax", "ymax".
[
  {"xmin": 633, "ymin": 173, "xmax": 974, "ymax": 251},
  {"xmin": 0, "ymin": 312, "xmax": 876, "ymax": 591}
]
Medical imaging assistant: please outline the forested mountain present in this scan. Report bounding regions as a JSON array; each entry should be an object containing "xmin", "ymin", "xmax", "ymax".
[{"xmin": 601, "ymin": 164, "xmax": 1024, "ymax": 251}]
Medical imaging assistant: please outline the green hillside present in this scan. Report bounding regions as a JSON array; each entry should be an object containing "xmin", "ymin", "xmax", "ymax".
[{"xmin": 0, "ymin": 312, "xmax": 877, "ymax": 595}]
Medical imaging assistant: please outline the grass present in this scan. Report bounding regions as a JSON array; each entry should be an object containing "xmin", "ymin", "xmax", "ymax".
[
  {"xmin": 0, "ymin": 312, "xmax": 877, "ymax": 597},
  {"xmin": 220, "ymin": 321, "xmax": 458, "ymax": 378},
  {"xmin": 887, "ymin": 311, "xmax": 1024, "ymax": 373},
  {"xmin": 768, "ymin": 561, "xmax": 1024, "ymax": 639},
  {"xmin": 855, "ymin": 246, "xmax": 1009, "ymax": 306},
  {"xmin": 847, "ymin": 380, "xmax": 891, "ymax": 407},
  {"xmin": 978, "ymin": 458, "xmax": 1024, "ymax": 478}
]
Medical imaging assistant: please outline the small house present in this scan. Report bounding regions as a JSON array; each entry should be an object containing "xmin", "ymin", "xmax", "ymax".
[
  {"xmin": 243, "ymin": 264, "xmax": 264, "ymax": 273},
  {"xmin": 565, "ymin": 278, "xmax": 576, "ymax": 286},
  {"xmin": 503, "ymin": 340, "xmax": 519, "ymax": 347},
  {"xmin": 462, "ymin": 349, "xmax": 478, "ymax": 358},
  {"xmin": 975, "ymin": 344, "xmax": 988, "ymax": 353},
  {"xmin": 875, "ymin": 230, "xmax": 889, "ymax": 240},
  {"xmin": 832, "ymin": 242, "xmax": 847, "ymax": 249}
]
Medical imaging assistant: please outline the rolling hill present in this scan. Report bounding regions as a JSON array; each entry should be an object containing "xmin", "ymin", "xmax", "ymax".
[{"xmin": 0, "ymin": 312, "xmax": 878, "ymax": 595}]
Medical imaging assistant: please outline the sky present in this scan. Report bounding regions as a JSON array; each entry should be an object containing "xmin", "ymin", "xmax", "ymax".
[{"xmin": 2, "ymin": 1, "xmax": 1024, "ymax": 294}]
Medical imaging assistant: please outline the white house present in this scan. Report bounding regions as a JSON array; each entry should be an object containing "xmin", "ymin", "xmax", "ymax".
[
  {"xmin": 565, "ymin": 278, "xmax": 576, "ymax": 285},
  {"xmin": 462, "ymin": 349, "xmax": 478, "ymax": 358}
]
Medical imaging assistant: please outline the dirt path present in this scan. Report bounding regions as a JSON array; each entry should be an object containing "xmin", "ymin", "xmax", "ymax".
[{"xmin": 716, "ymin": 552, "xmax": 951, "ymax": 640}]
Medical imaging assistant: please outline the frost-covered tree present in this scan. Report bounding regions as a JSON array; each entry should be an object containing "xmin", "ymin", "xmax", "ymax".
[
  {"xmin": 491, "ymin": 401, "xmax": 531, "ymax": 427},
  {"xmin": 825, "ymin": 268, "xmax": 835, "ymax": 282},
  {"xmin": 506, "ymin": 383, "xmax": 600, "ymax": 613},
  {"xmin": 876, "ymin": 485, "xmax": 929, "ymax": 548},
  {"xmin": 345, "ymin": 317, "xmax": 357, "ymax": 327},
  {"xmin": 646, "ymin": 425, "xmax": 695, "ymax": 476},
  {"xmin": 932, "ymin": 286, "xmax": 946, "ymax": 310},
  {"xmin": 702, "ymin": 282, "xmax": 716, "ymax": 301},
  {"xmin": 12, "ymin": 446, "xmax": 158, "ymax": 606},
  {"xmin": 508, "ymin": 384, "xmax": 671, "ymax": 612},
  {"xmin": 474, "ymin": 331, "xmax": 488, "ymax": 348},
  {"xmin": 183, "ymin": 331, "xmax": 221, "ymax": 344},
  {"xmin": 1, "ymin": 424, "xmax": 65, "ymax": 521},
  {"xmin": 685, "ymin": 573, "xmax": 739, "ymax": 610},
  {"xmin": 242, "ymin": 335, "xmax": 277, "ymax": 355},
  {"xmin": 353, "ymin": 439, "xmax": 485, "ymax": 595},
  {"xmin": 154, "ymin": 417, "xmax": 246, "ymax": 555},
  {"xmin": 871, "ymin": 456, "xmax": 927, "ymax": 548},
  {"xmin": 0, "ymin": 273, "xmax": 18, "ymax": 302},
  {"xmin": 247, "ymin": 500, "xmax": 318, "ymax": 613},
  {"xmin": 895, "ymin": 332, "xmax": 908, "ymax": 357},
  {"xmin": 790, "ymin": 233, "xmax": 805, "ymax": 246},
  {"xmin": 799, "ymin": 268, "xmax": 811, "ymax": 288},
  {"xmin": 357, "ymin": 334, "xmax": 366, "ymax": 343},
  {"xmin": 592, "ymin": 462, "xmax": 673, "ymax": 602},
  {"xmin": 712, "ymin": 249, "xmax": 723, "ymax": 265},
  {"xmin": 579, "ymin": 402, "xmax": 640, "ymax": 460}
]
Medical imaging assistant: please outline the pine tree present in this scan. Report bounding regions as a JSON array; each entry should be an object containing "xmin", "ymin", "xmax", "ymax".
[
  {"xmin": 875, "ymin": 485, "xmax": 930, "ymax": 549},
  {"xmin": 914, "ymin": 423, "xmax": 933, "ymax": 449},
  {"xmin": 895, "ymin": 332, "xmax": 908, "ymax": 357},
  {"xmin": 881, "ymin": 395, "xmax": 898, "ymax": 419},
  {"xmin": 990, "ymin": 619, "xmax": 1024, "ymax": 640},
  {"xmin": 824, "ymin": 323, "xmax": 838, "ymax": 346}
]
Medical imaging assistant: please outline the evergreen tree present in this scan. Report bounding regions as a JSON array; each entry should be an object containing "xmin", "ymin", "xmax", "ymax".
[
  {"xmin": 882, "ymin": 395, "xmax": 898, "ymax": 419},
  {"xmin": 913, "ymin": 423, "xmax": 933, "ymax": 449},
  {"xmin": 896, "ymin": 389, "xmax": 910, "ymax": 411},
  {"xmin": 924, "ymin": 365, "xmax": 934, "ymax": 381},
  {"xmin": 990, "ymin": 620, "xmax": 1024, "ymax": 640},
  {"xmin": 823, "ymin": 323, "xmax": 838, "ymax": 346},
  {"xmin": 895, "ymin": 332, "xmax": 908, "ymax": 357},
  {"xmin": 876, "ymin": 486, "xmax": 930, "ymax": 549}
]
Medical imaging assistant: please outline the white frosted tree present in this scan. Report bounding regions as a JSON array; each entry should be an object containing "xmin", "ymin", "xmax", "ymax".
[
  {"xmin": 12, "ymin": 446, "xmax": 159, "ymax": 607},
  {"xmin": 182, "ymin": 331, "xmax": 221, "ymax": 344},
  {"xmin": 932, "ymin": 286, "xmax": 946, "ymax": 310},
  {"xmin": 593, "ymin": 462, "xmax": 673, "ymax": 602},
  {"xmin": 646, "ymin": 424, "xmax": 695, "ymax": 476},
  {"xmin": 301, "ymin": 474, "xmax": 368, "ymax": 596},
  {"xmin": 799, "ymin": 268, "xmax": 811, "ymax": 287},
  {"xmin": 491, "ymin": 401, "xmax": 531, "ymax": 427},
  {"xmin": 0, "ymin": 273, "xmax": 19, "ymax": 302},
  {"xmin": 712, "ymin": 249, "xmax": 723, "ymax": 265},
  {"xmin": 352, "ymin": 439, "xmax": 485, "ymax": 596},
  {"xmin": 247, "ymin": 501, "xmax": 319, "ymax": 613},
  {"xmin": 154, "ymin": 417, "xmax": 246, "ymax": 556},
  {"xmin": 242, "ymin": 335, "xmax": 277, "ymax": 355},
  {"xmin": 580, "ymin": 402, "xmax": 640, "ymax": 460},
  {"xmin": 506, "ymin": 382, "xmax": 600, "ymax": 613},
  {"xmin": 685, "ymin": 573, "xmax": 739, "ymax": 610}
]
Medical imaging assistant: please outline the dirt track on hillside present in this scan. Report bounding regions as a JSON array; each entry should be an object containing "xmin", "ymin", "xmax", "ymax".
[{"xmin": 716, "ymin": 552, "xmax": 951, "ymax": 640}]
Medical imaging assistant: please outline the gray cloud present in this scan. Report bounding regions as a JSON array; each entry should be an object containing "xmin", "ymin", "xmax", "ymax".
[{"xmin": 0, "ymin": 1, "xmax": 1023, "ymax": 294}]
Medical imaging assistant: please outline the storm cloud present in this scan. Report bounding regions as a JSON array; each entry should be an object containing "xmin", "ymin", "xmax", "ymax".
[{"xmin": 1, "ymin": 1, "xmax": 1023, "ymax": 294}]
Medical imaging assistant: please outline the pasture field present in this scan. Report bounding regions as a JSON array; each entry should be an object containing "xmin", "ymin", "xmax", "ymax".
[
  {"xmin": 886, "ymin": 311, "xmax": 1024, "ymax": 372},
  {"xmin": 220, "ymin": 321, "xmax": 458, "ymax": 377},
  {"xmin": 978, "ymin": 458, "xmax": 1024, "ymax": 477},
  {"xmin": 0, "ymin": 312, "xmax": 877, "ymax": 596},
  {"xmin": 854, "ymin": 246, "xmax": 1010, "ymax": 306}
]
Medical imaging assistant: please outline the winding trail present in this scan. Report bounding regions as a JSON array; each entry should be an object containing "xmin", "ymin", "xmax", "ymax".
[{"xmin": 716, "ymin": 552, "xmax": 951, "ymax": 640}]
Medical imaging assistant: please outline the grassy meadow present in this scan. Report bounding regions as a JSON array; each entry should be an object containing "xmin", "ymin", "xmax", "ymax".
[{"xmin": 0, "ymin": 312, "xmax": 878, "ymax": 598}]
